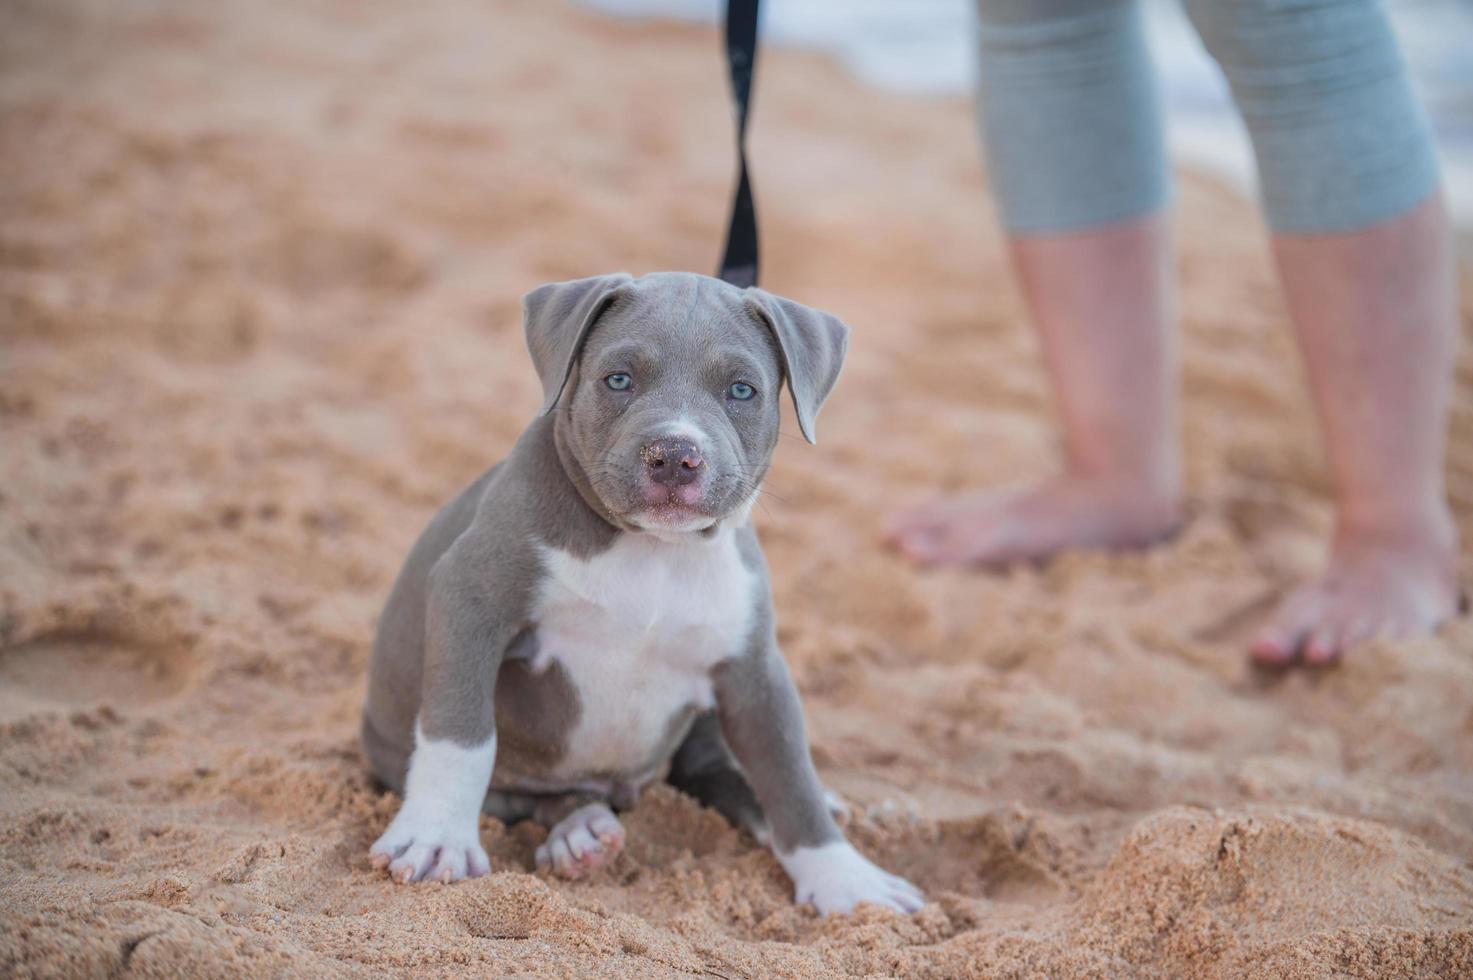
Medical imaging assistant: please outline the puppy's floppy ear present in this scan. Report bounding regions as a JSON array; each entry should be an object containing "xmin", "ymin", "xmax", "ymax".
[
  {"xmin": 743, "ymin": 288, "xmax": 850, "ymax": 444},
  {"xmin": 523, "ymin": 273, "xmax": 634, "ymax": 415}
]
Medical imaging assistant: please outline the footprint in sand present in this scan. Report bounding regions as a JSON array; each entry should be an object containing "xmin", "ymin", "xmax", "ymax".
[{"xmin": 0, "ymin": 631, "xmax": 195, "ymax": 722}]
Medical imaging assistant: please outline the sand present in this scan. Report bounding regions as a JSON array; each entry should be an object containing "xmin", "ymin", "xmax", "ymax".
[{"xmin": 2, "ymin": 0, "xmax": 1472, "ymax": 976}]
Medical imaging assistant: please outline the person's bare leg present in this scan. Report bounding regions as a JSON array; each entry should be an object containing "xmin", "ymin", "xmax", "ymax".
[
  {"xmin": 1251, "ymin": 194, "xmax": 1461, "ymax": 665},
  {"xmin": 888, "ymin": 213, "xmax": 1181, "ymax": 566}
]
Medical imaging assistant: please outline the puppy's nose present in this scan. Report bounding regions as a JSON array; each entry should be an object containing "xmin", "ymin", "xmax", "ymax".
[{"xmin": 641, "ymin": 438, "xmax": 704, "ymax": 487}]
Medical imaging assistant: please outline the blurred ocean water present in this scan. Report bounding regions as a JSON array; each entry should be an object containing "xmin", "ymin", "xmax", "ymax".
[{"xmin": 585, "ymin": 0, "xmax": 1473, "ymax": 228}]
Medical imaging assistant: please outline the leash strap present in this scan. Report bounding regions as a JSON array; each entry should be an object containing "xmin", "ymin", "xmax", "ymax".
[{"xmin": 717, "ymin": 0, "xmax": 760, "ymax": 288}]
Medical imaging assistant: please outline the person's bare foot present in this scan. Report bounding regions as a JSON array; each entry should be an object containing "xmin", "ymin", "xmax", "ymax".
[
  {"xmin": 1251, "ymin": 519, "xmax": 1462, "ymax": 666},
  {"xmin": 886, "ymin": 476, "xmax": 1180, "ymax": 567}
]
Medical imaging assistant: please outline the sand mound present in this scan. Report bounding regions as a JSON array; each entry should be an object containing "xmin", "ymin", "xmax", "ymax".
[{"xmin": 2, "ymin": 0, "xmax": 1472, "ymax": 976}]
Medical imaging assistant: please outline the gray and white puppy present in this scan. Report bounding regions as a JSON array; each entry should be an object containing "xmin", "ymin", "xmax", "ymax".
[{"xmin": 362, "ymin": 271, "xmax": 923, "ymax": 915}]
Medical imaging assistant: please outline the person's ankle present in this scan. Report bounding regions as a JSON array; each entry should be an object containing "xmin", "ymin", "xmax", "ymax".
[
  {"xmin": 1334, "ymin": 500, "xmax": 1458, "ymax": 561},
  {"xmin": 1062, "ymin": 463, "xmax": 1183, "ymax": 532}
]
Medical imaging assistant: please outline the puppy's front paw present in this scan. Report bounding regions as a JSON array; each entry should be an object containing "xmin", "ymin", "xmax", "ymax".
[
  {"xmin": 780, "ymin": 841, "xmax": 924, "ymax": 916},
  {"xmin": 535, "ymin": 803, "xmax": 625, "ymax": 879},
  {"xmin": 369, "ymin": 809, "xmax": 490, "ymax": 885}
]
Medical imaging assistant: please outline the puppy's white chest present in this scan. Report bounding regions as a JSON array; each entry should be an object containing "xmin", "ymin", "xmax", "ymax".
[{"xmin": 531, "ymin": 529, "xmax": 756, "ymax": 779}]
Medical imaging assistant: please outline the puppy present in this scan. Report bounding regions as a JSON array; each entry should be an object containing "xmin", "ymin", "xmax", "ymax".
[{"xmin": 361, "ymin": 272, "xmax": 922, "ymax": 915}]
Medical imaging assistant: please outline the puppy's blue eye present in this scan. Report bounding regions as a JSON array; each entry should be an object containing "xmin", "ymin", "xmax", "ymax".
[
  {"xmin": 605, "ymin": 373, "xmax": 633, "ymax": 391},
  {"xmin": 728, "ymin": 382, "xmax": 756, "ymax": 401}
]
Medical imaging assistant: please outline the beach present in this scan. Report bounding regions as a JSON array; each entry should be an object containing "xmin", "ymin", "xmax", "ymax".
[{"xmin": 2, "ymin": 0, "xmax": 1472, "ymax": 976}]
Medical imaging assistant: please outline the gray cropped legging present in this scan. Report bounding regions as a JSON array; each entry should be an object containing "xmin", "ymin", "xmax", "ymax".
[{"xmin": 974, "ymin": 0, "xmax": 1441, "ymax": 234}]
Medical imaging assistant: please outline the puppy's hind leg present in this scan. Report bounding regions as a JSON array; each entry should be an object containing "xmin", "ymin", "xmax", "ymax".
[
  {"xmin": 532, "ymin": 793, "xmax": 626, "ymax": 879},
  {"xmin": 668, "ymin": 712, "xmax": 771, "ymax": 842},
  {"xmin": 669, "ymin": 712, "xmax": 849, "ymax": 844},
  {"xmin": 360, "ymin": 713, "xmax": 409, "ymax": 795}
]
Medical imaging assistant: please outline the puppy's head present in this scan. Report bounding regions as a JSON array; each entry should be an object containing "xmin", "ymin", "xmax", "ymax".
[{"xmin": 523, "ymin": 271, "xmax": 848, "ymax": 534}]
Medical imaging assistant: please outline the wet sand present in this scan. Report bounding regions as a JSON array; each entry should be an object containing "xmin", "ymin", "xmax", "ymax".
[{"xmin": 2, "ymin": 0, "xmax": 1472, "ymax": 976}]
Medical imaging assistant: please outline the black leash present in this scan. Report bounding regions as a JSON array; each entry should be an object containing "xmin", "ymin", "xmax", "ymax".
[{"xmin": 717, "ymin": 0, "xmax": 761, "ymax": 288}]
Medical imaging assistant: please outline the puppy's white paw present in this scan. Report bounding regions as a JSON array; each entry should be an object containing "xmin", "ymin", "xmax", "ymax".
[
  {"xmin": 535, "ymin": 803, "xmax": 626, "ymax": 879},
  {"xmin": 779, "ymin": 841, "xmax": 924, "ymax": 916},
  {"xmin": 369, "ymin": 809, "xmax": 490, "ymax": 885}
]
